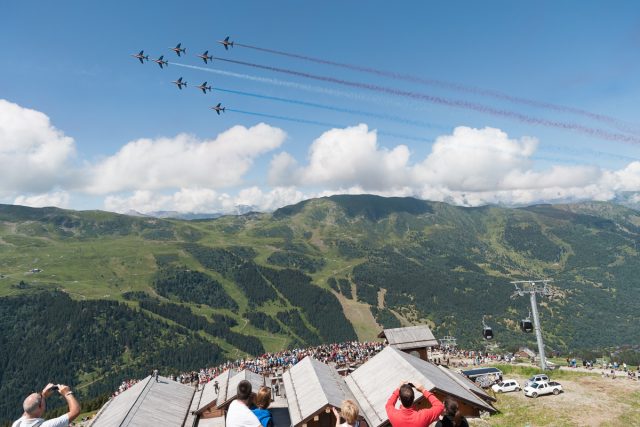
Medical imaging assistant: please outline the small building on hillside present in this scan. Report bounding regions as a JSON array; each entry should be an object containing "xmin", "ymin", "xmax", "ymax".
[
  {"xmin": 460, "ymin": 367, "xmax": 503, "ymax": 388},
  {"xmin": 194, "ymin": 368, "xmax": 266, "ymax": 421},
  {"xmin": 194, "ymin": 369, "xmax": 236, "ymax": 420},
  {"xmin": 436, "ymin": 365, "xmax": 495, "ymax": 405},
  {"xmin": 283, "ymin": 357, "xmax": 361, "ymax": 427},
  {"xmin": 377, "ymin": 325, "xmax": 438, "ymax": 361},
  {"xmin": 217, "ymin": 369, "xmax": 266, "ymax": 410},
  {"xmin": 515, "ymin": 347, "xmax": 536, "ymax": 360}
]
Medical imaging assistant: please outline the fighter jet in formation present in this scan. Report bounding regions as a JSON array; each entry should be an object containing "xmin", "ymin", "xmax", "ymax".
[
  {"xmin": 195, "ymin": 82, "xmax": 212, "ymax": 94},
  {"xmin": 131, "ymin": 42, "xmax": 232, "ymax": 116},
  {"xmin": 211, "ymin": 103, "xmax": 226, "ymax": 115},
  {"xmin": 197, "ymin": 51, "xmax": 213, "ymax": 64},
  {"xmin": 170, "ymin": 43, "xmax": 186, "ymax": 57},
  {"xmin": 218, "ymin": 36, "xmax": 234, "ymax": 50},
  {"xmin": 153, "ymin": 55, "xmax": 168, "ymax": 69},
  {"xmin": 172, "ymin": 77, "xmax": 187, "ymax": 90},
  {"xmin": 131, "ymin": 50, "xmax": 149, "ymax": 64}
]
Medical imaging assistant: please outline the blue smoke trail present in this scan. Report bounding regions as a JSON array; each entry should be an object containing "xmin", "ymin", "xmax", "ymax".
[
  {"xmin": 213, "ymin": 56, "xmax": 640, "ymax": 145},
  {"xmin": 225, "ymin": 109, "xmax": 434, "ymax": 143},
  {"xmin": 216, "ymin": 87, "xmax": 448, "ymax": 131},
  {"xmin": 170, "ymin": 62, "xmax": 437, "ymax": 115},
  {"xmin": 172, "ymin": 62, "xmax": 640, "ymax": 164}
]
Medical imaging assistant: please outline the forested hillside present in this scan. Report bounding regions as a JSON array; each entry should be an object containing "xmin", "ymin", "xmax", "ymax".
[{"xmin": 1, "ymin": 196, "xmax": 639, "ymax": 423}]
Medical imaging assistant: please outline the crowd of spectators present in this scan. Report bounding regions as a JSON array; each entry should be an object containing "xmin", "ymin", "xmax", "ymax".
[
  {"xmin": 111, "ymin": 342, "xmax": 520, "ymax": 396},
  {"xmin": 432, "ymin": 348, "xmax": 516, "ymax": 368},
  {"xmin": 113, "ymin": 341, "xmax": 386, "ymax": 396},
  {"xmin": 178, "ymin": 341, "xmax": 385, "ymax": 387},
  {"xmin": 112, "ymin": 340, "xmax": 640, "ymax": 398},
  {"xmin": 112, "ymin": 379, "xmax": 141, "ymax": 397}
]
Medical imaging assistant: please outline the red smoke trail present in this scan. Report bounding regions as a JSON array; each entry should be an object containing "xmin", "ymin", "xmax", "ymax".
[
  {"xmin": 216, "ymin": 87, "xmax": 449, "ymax": 130},
  {"xmin": 213, "ymin": 57, "xmax": 640, "ymax": 145},
  {"xmin": 236, "ymin": 43, "xmax": 638, "ymax": 134}
]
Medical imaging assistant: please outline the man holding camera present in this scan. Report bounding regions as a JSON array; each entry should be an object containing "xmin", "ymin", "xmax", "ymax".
[
  {"xmin": 12, "ymin": 383, "xmax": 81, "ymax": 427},
  {"xmin": 385, "ymin": 381, "xmax": 444, "ymax": 427}
]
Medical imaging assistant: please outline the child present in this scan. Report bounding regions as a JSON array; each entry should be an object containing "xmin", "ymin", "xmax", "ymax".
[
  {"xmin": 332, "ymin": 400, "xmax": 360, "ymax": 427},
  {"xmin": 251, "ymin": 386, "xmax": 273, "ymax": 427}
]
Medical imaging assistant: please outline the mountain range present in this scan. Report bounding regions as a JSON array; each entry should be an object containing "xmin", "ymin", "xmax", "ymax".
[{"xmin": 0, "ymin": 195, "xmax": 638, "ymax": 423}]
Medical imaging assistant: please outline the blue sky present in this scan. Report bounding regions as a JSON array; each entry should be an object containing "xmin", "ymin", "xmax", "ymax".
[{"xmin": 2, "ymin": 1, "xmax": 640, "ymax": 212}]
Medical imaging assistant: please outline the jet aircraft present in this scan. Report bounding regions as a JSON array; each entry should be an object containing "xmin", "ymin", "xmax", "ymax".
[
  {"xmin": 153, "ymin": 55, "xmax": 168, "ymax": 69},
  {"xmin": 196, "ymin": 82, "xmax": 212, "ymax": 94},
  {"xmin": 218, "ymin": 36, "xmax": 234, "ymax": 50},
  {"xmin": 197, "ymin": 51, "xmax": 213, "ymax": 64},
  {"xmin": 172, "ymin": 77, "xmax": 187, "ymax": 90},
  {"xmin": 211, "ymin": 103, "xmax": 226, "ymax": 115},
  {"xmin": 170, "ymin": 43, "xmax": 186, "ymax": 56},
  {"xmin": 131, "ymin": 50, "xmax": 149, "ymax": 64}
]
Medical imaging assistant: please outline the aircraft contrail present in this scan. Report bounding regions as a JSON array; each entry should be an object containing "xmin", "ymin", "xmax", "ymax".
[
  {"xmin": 212, "ymin": 57, "xmax": 640, "ymax": 145},
  {"xmin": 171, "ymin": 62, "xmax": 429, "ymax": 112},
  {"xmin": 215, "ymin": 87, "xmax": 448, "ymax": 130},
  {"xmin": 226, "ymin": 109, "xmax": 435, "ymax": 143},
  {"xmin": 235, "ymin": 42, "xmax": 639, "ymax": 135},
  {"xmin": 171, "ymin": 63, "xmax": 640, "ymax": 163}
]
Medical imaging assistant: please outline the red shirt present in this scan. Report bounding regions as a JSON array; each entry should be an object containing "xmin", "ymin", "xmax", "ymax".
[{"xmin": 385, "ymin": 389, "xmax": 445, "ymax": 427}]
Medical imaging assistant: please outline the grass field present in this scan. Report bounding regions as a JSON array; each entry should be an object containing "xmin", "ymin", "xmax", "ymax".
[{"xmin": 470, "ymin": 367, "xmax": 640, "ymax": 426}]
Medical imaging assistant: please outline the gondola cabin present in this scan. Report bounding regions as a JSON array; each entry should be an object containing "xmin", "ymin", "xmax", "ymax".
[
  {"xmin": 520, "ymin": 318, "xmax": 533, "ymax": 333},
  {"xmin": 483, "ymin": 326, "xmax": 494, "ymax": 340}
]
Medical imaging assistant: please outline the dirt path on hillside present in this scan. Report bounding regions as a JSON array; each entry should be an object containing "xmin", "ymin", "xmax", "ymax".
[
  {"xmin": 377, "ymin": 288, "xmax": 386, "ymax": 309},
  {"xmin": 333, "ymin": 291, "xmax": 380, "ymax": 341}
]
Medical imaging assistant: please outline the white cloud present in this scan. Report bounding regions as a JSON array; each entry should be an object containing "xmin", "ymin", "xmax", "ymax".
[
  {"xmin": 414, "ymin": 126, "xmax": 537, "ymax": 191},
  {"xmin": 86, "ymin": 123, "xmax": 286, "ymax": 194},
  {"xmin": 267, "ymin": 125, "xmax": 640, "ymax": 207},
  {"xmin": 0, "ymin": 99, "xmax": 76, "ymax": 196},
  {"xmin": 268, "ymin": 152, "xmax": 300, "ymax": 186},
  {"xmin": 604, "ymin": 162, "xmax": 640, "ymax": 191},
  {"xmin": 104, "ymin": 186, "xmax": 305, "ymax": 214},
  {"xmin": 273, "ymin": 124, "xmax": 411, "ymax": 189},
  {"xmin": 4, "ymin": 99, "xmax": 640, "ymax": 213},
  {"xmin": 14, "ymin": 191, "xmax": 71, "ymax": 208},
  {"xmin": 234, "ymin": 186, "xmax": 305, "ymax": 211}
]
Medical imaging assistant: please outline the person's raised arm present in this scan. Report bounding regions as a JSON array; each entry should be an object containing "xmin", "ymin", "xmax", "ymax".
[
  {"xmin": 385, "ymin": 382, "xmax": 402, "ymax": 415},
  {"xmin": 57, "ymin": 384, "xmax": 81, "ymax": 422},
  {"xmin": 42, "ymin": 383, "xmax": 57, "ymax": 399},
  {"xmin": 413, "ymin": 383, "xmax": 444, "ymax": 425},
  {"xmin": 331, "ymin": 406, "xmax": 341, "ymax": 427}
]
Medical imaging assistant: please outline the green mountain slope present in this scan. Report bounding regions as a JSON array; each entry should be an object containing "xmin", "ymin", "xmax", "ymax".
[{"xmin": 1, "ymin": 196, "xmax": 639, "ymax": 423}]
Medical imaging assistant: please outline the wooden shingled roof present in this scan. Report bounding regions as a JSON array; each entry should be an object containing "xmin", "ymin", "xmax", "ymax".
[
  {"xmin": 196, "ymin": 369, "xmax": 235, "ymax": 414},
  {"xmin": 344, "ymin": 347, "xmax": 495, "ymax": 427},
  {"xmin": 217, "ymin": 369, "xmax": 265, "ymax": 409},
  {"xmin": 90, "ymin": 376, "xmax": 195, "ymax": 427},
  {"xmin": 377, "ymin": 325, "xmax": 438, "ymax": 350},
  {"xmin": 283, "ymin": 357, "xmax": 355, "ymax": 427}
]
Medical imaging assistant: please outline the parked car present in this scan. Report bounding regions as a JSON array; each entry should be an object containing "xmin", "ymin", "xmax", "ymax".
[
  {"xmin": 524, "ymin": 374, "xmax": 550, "ymax": 387},
  {"xmin": 524, "ymin": 381, "xmax": 563, "ymax": 398},
  {"xmin": 491, "ymin": 379, "xmax": 521, "ymax": 393}
]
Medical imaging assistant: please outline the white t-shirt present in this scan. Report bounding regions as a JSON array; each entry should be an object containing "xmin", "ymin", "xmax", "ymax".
[
  {"xmin": 226, "ymin": 400, "xmax": 261, "ymax": 427},
  {"xmin": 12, "ymin": 414, "xmax": 68, "ymax": 427}
]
